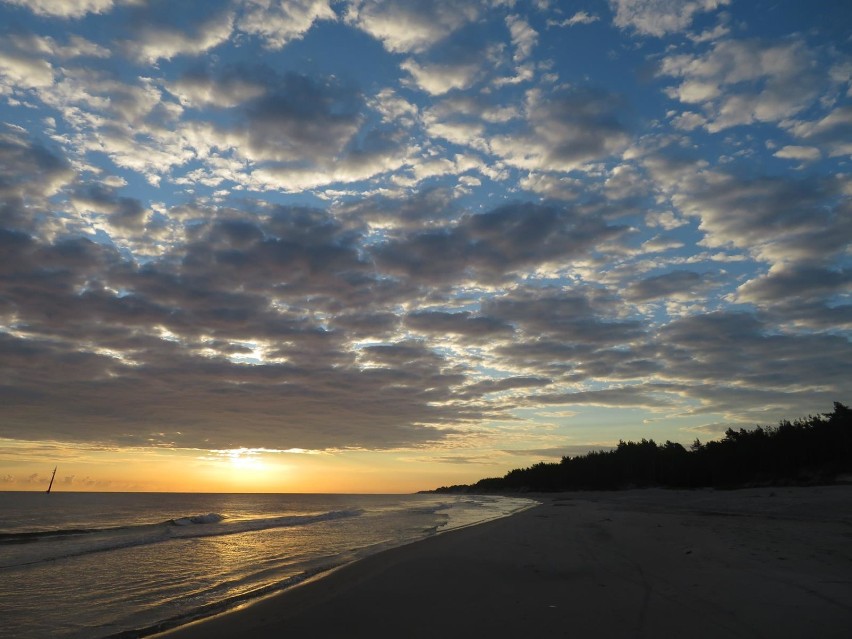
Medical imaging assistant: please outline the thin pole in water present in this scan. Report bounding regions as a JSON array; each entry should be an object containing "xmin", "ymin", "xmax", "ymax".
[{"xmin": 46, "ymin": 466, "xmax": 57, "ymax": 493}]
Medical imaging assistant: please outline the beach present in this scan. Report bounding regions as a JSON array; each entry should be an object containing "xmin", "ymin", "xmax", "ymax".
[
  {"xmin": 0, "ymin": 493, "xmax": 534, "ymax": 639},
  {"xmin": 155, "ymin": 485, "xmax": 852, "ymax": 639}
]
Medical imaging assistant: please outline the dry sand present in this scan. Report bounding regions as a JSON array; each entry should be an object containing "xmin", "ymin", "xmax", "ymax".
[{"xmin": 155, "ymin": 486, "xmax": 852, "ymax": 638}]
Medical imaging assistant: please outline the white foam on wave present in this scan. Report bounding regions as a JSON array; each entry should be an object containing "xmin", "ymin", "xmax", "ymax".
[
  {"xmin": 168, "ymin": 509, "xmax": 362, "ymax": 539},
  {"xmin": 435, "ymin": 495, "xmax": 538, "ymax": 532},
  {"xmin": 1, "ymin": 509, "xmax": 363, "ymax": 569},
  {"xmin": 171, "ymin": 513, "xmax": 225, "ymax": 526}
]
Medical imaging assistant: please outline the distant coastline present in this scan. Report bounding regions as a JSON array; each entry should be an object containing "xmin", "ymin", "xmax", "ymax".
[{"xmin": 424, "ymin": 402, "xmax": 852, "ymax": 494}]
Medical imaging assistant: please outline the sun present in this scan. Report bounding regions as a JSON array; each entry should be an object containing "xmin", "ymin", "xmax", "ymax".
[
  {"xmin": 222, "ymin": 448, "xmax": 266, "ymax": 472},
  {"xmin": 195, "ymin": 447, "xmax": 300, "ymax": 492}
]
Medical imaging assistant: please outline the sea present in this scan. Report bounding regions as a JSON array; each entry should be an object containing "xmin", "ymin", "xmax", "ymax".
[{"xmin": 0, "ymin": 492, "xmax": 535, "ymax": 639}]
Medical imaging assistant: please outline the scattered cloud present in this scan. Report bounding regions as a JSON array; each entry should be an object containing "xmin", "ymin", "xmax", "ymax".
[
  {"xmin": 127, "ymin": 4, "xmax": 235, "ymax": 63},
  {"xmin": 610, "ymin": 0, "xmax": 730, "ymax": 37},
  {"xmin": 1, "ymin": 0, "xmax": 119, "ymax": 18},
  {"xmin": 373, "ymin": 202, "xmax": 627, "ymax": 284},
  {"xmin": 659, "ymin": 38, "xmax": 824, "ymax": 131},
  {"xmin": 345, "ymin": 0, "xmax": 481, "ymax": 54},
  {"xmin": 549, "ymin": 11, "xmax": 599, "ymax": 28},
  {"xmin": 237, "ymin": 0, "xmax": 335, "ymax": 49},
  {"xmin": 773, "ymin": 145, "xmax": 821, "ymax": 162},
  {"xmin": 0, "ymin": 0, "xmax": 849, "ymax": 469},
  {"xmin": 489, "ymin": 87, "xmax": 632, "ymax": 172},
  {"xmin": 624, "ymin": 269, "xmax": 707, "ymax": 302},
  {"xmin": 401, "ymin": 57, "xmax": 483, "ymax": 95},
  {"xmin": 506, "ymin": 14, "xmax": 537, "ymax": 62},
  {"xmin": 785, "ymin": 106, "xmax": 852, "ymax": 158}
]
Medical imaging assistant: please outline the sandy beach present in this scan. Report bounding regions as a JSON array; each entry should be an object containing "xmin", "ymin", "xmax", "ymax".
[{"xmin": 155, "ymin": 486, "xmax": 852, "ymax": 639}]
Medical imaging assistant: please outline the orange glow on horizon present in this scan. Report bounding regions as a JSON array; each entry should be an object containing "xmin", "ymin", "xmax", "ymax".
[{"xmin": 0, "ymin": 440, "xmax": 506, "ymax": 494}]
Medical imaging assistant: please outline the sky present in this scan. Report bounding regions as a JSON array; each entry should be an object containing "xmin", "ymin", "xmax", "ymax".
[{"xmin": 0, "ymin": 0, "xmax": 850, "ymax": 493}]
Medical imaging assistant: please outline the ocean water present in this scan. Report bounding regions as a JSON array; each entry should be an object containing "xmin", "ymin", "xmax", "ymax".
[{"xmin": 0, "ymin": 492, "xmax": 535, "ymax": 639}]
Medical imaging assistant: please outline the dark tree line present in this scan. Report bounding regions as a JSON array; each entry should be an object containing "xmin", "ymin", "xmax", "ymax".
[{"xmin": 431, "ymin": 403, "xmax": 852, "ymax": 493}]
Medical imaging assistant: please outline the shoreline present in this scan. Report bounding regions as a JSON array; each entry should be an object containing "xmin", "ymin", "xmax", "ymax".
[
  {"xmin": 153, "ymin": 485, "xmax": 852, "ymax": 638},
  {"xmin": 131, "ymin": 497, "xmax": 539, "ymax": 639}
]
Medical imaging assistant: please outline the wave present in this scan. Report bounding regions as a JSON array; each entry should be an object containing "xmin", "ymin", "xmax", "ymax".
[
  {"xmin": 0, "ymin": 509, "xmax": 362, "ymax": 569},
  {"xmin": 0, "ymin": 522, "xmax": 162, "ymax": 545},
  {"xmin": 166, "ymin": 509, "xmax": 362, "ymax": 540},
  {"xmin": 170, "ymin": 513, "xmax": 225, "ymax": 526}
]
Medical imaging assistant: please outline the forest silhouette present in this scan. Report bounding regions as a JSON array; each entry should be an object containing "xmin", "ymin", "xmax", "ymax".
[{"xmin": 432, "ymin": 403, "xmax": 852, "ymax": 493}]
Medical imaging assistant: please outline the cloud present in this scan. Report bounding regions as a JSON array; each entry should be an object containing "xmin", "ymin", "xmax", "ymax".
[
  {"xmin": 405, "ymin": 310, "xmax": 514, "ymax": 340},
  {"xmin": 645, "ymin": 211, "xmax": 687, "ymax": 231},
  {"xmin": 785, "ymin": 106, "xmax": 852, "ymax": 158},
  {"xmin": 152, "ymin": 67, "xmax": 418, "ymax": 191},
  {"xmin": 345, "ymin": 0, "xmax": 481, "ymax": 54},
  {"xmin": 373, "ymin": 202, "xmax": 626, "ymax": 284},
  {"xmin": 489, "ymin": 87, "xmax": 632, "ymax": 172},
  {"xmin": 506, "ymin": 14, "xmax": 537, "ymax": 62},
  {"xmin": 167, "ymin": 64, "xmax": 268, "ymax": 108},
  {"xmin": 688, "ymin": 22, "xmax": 730, "ymax": 44},
  {"xmin": 641, "ymin": 235, "xmax": 684, "ymax": 252},
  {"xmin": 773, "ymin": 145, "xmax": 821, "ymax": 162},
  {"xmin": 2, "ymin": 143, "xmax": 848, "ymax": 456},
  {"xmin": 536, "ymin": 385, "xmax": 672, "ymax": 409},
  {"xmin": 0, "ymin": 127, "xmax": 75, "ymax": 232},
  {"xmin": 641, "ymin": 142, "xmax": 851, "ymax": 270},
  {"xmin": 0, "ymin": 346, "xmax": 470, "ymax": 451},
  {"xmin": 670, "ymin": 111, "xmax": 706, "ymax": 131},
  {"xmin": 610, "ymin": 0, "xmax": 730, "ymax": 37},
  {"xmin": 0, "ymin": 195, "xmax": 478, "ymax": 451},
  {"xmin": 460, "ymin": 376, "xmax": 551, "ymax": 397},
  {"xmin": 0, "ymin": 0, "xmax": 848, "ymax": 463},
  {"xmin": 483, "ymin": 288, "xmax": 644, "ymax": 347},
  {"xmin": 70, "ymin": 183, "xmax": 150, "ymax": 232},
  {"xmin": 164, "ymin": 67, "xmax": 420, "ymax": 191},
  {"xmin": 735, "ymin": 266, "xmax": 852, "ymax": 306},
  {"xmin": 653, "ymin": 312, "xmax": 852, "ymax": 418},
  {"xmin": 624, "ymin": 270, "xmax": 706, "ymax": 302},
  {"xmin": 401, "ymin": 58, "xmax": 483, "ymax": 96},
  {"xmin": 549, "ymin": 11, "xmax": 599, "ymax": 28},
  {"xmin": 659, "ymin": 38, "xmax": 823, "ymax": 131},
  {"xmin": 172, "ymin": 205, "xmax": 372, "ymax": 303},
  {"xmin": 237, "ymin": 0, "xmax": 335, "ymax": 49},
  {"xmin": 369, "ymin": 87, "xmax": 418, "ymax": 125},
  {"xmin": 224, "ymin": 73, "xmax": 363, "ymax": 163},
  {"xmin": 336, "ymin": 187, "xmax": 460, "ymax": 231},
  {"xmin": 670, "ymin": 170, "xmax": 850, "ymax": 266},
  {"xmin": 26, "ymin": 66, "xmax": 193, "ymax": 184},
  {"xmin": 127, "ymin": 4, "xmax": 234, "ymax": 63},
  {"xmin": 0, "ymin": 48, "xmax": 54, "ymax": 91},
  {"xmin": 4, "ymin": 33, "xmax": 111, "ymax": 60},
  {"xmin": 386, "ymin": 15, "xmax": 499, "ymax": 96},
  {"xmin": 330, "ymin": 311, "xmax": 400, "ymax": 339},
  {"xmin": 519, "ymin": 173, "xmax": 583, "ymax": 200},
  {"xmin": 423, "ymin": 94, "xmax": 520, "ymax": 150},
  {"xmin": 1, "ymin": 0, "xmax": 118, "ymax": 18}
]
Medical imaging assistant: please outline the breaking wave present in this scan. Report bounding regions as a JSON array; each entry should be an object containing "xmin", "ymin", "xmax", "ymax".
[{"xmin": 0, "ymin": 509, "xmax": 362, "ymax": 568}]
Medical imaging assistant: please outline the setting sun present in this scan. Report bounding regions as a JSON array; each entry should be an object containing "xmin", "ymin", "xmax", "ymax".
[{"xmin": 217, "ymin": 448, "xmax": 268, "ymax": 472}]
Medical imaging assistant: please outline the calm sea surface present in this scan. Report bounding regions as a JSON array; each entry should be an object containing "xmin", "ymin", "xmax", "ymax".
[{"xmin": 0, "ymin": 492, "xmax": 535, "ymax": 639}]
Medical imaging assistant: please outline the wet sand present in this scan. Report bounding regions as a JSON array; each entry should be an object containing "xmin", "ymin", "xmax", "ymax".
[{"xmin": 155, "ymin": 486, "xmax": 852, "ymax": 638}]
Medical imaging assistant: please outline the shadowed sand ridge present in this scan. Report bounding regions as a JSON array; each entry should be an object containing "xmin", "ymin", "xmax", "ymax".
[{"xmin": 156, "ymin": 486, "xmax": 852, "ymax": 639}]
